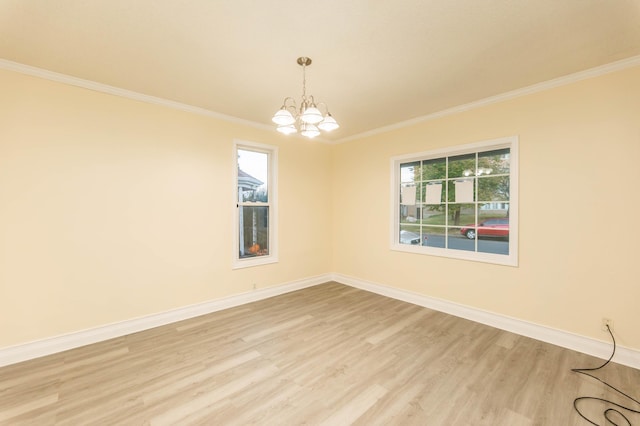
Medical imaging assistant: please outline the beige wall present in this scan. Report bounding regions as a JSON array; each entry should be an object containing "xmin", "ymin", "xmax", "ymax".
[
  {"xmin": 0, "ymin": 69, "xmax": 332, "ymax": 348},
  {"xmin": 2, "ymin": 64, "xmax": 639, "ymax": 354},
  {"xmin": 332, "ymin": 66, "xmax": 640, "ymax": 351}
]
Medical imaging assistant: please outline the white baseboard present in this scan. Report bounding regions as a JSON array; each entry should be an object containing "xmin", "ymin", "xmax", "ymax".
[
  {"xmin": 2, "ymin": 272, "xmax": 638, "ymax": 370},
  {"xmin": 0, "ymin": 274, "xmax": 331, "ymax": 368},
  {"xmin": 331, "ymin": 273, "xmax": 640, "ymax": 370}
]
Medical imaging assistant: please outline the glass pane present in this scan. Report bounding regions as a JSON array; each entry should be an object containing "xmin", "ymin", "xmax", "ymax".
[
  {"xmin": 447, "ymin": 227, "xmax": 476, "ymax": 252},
  {"xmin": 399, "ymin": 204, "xmax": 420, "ymax": 224},
  {"xmin": 448, "ymin": 178, "xmax": 475, "ymax": 203},
  {"xmin": 448, "ymin": 153, "xmax": 476, "ymax": 179},
  {"xmin": 237, "ymin": 149, "xmax": 268, "ymax": 202},
  {"xmin": 422, "ymin": 226, "xmax": 445, "ymax": 248},
  {"xmin": 399, "ymin": 225, "xmax": 423, "ymax": 246},
  {"xmin": 478, "ymin": 239, "xmax": 509, "ymax": 255},
  {"xmin": 476, "ymin": 217, "xmax": 510, "ymax": 240},
  {"xmin": 422, "ymin": 158, "xmax": 446, "ymax": 180},
  {"xmin": 422, "ymin": 182, "xmax": 444, "ymax": 206},
  {"xmin": 401, "ymin": 161, "xmax": 420, "ymax": 184},
  {"xmin": 478, "ymin": 148, "xmax": 510, "ymax": 175},
  {"xmin": 447, "ymin": 203, "xmax": 475, "ymax": 228},
  {"xmin": 238, "ymin": 206, "xmax": 269, "ymax": 258},
  {"xmin": 478, "ymin": 203, "xmax": 510, "ymax": 221},
  {"xmin": 422, "ymin": 205, "xmax": 446, "ymax": 226},
  {"xmin": 459, "ymin": 210, "xmax": 510, "ymax": 242},
  {"xmin": 400, "ymin": 183, "xmax": 420, "ymax": 207},
  {"xmin": 477, "ymin": 176, "xmax": 510, "ymax": 202}
]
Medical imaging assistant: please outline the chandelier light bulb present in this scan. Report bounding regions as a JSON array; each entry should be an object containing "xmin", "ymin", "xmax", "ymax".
[
  {"xmin": 300, "ymin": 106, "xmax": 323, "ymax": 124},
  {"xmin": 272, "ymin": 108, "xmax": 295, "ymax": 125},
  {"xmin": 318, "ymin": 114, "xmax": 339, "ymax": 131},
  {"xmin": 300, "ymin": 123, "xmax": 320, "ymax": 138},
  {"xmin": 276, "ymin": 124, "xmax": 297, "ymax": 135}
]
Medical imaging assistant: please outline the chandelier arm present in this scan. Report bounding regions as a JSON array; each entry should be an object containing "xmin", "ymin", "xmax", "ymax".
[
  {"xmin": 308, "ymin": 95, "xmax": 317, "ymax": 107},
  {"xmin": 282, "ymin": 96, "xmax": 297, "ymax": 108},
  {"xmin": 279, "ymin": 97, "xmax": 297, "ymax": 117}
]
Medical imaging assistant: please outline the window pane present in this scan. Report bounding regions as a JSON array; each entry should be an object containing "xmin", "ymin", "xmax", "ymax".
[
  {"xmin": 479, "ymin": 203, "xmax": 510, "ymax": 221},
  {"xmin": 400, "ymin": 183, "xmax": 419, "ymax": 207},
  {"xmin": 448, "ymin": 153, "xmax": 476, "ymax": 179},
  {"xmin": 447, "ymin": 227, "xmax": 476, "ymax": 252},
  {"xmin": 422, "ymin": 182, "xmax": 444, "ymax": 205},
  {"xmin": 478, "ymin": 239, "xmax": 509, "ymax": 255},
  {"xmin": 239, "ymin": 206, "xmax": 269, "ymax": 258},
  {"xmin": 400, "ymin": 225, "xmax": 422, "ymax": 245},
  {"xmin": 476, "ymin": 216, "xmax": 510, "ymax": 240},
  {"xmin": 422, "ymin": 205, "xmax": 446, "ymax": 226},
  {"xmin": 422, "ymin": 158, "xmax": 446, "ymax": 180},
  {"xmin": 478, "ymin": 148, "xmax": 510, "ymax": 175},
  {"xmin": 400, "ymin": 204, "xmax": 420, "ymax": 224},
  {"xmin": 477, "ymin": 176, "xmax": 510, "ymax": 202},
  {"xmin": 422, "ymin": 226, "xmax": 445, "ymax": 248},
  {"xmin": 447, "ymin": 203, "xmax": 475, "ymax": 227},
  {"xmin": 401, "ymin": 161, "xmax": 420, "ymax": 184},
  {"xmin": 237, "ymin": 149, "xmax": 268, "ymax": 202},
  {"xmin": 448, "ymin": 178, "xmax": 475, "ymax": 203}
]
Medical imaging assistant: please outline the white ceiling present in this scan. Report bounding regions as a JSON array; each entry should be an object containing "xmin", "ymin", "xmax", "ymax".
[{"xmin": 2, "ymin": 0, "xmax": 640, "ymax": 142}]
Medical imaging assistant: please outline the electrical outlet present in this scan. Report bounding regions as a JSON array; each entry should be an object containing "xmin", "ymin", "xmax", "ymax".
[{"xmin": 601, "ymin": 318, "xmax": 613, "ymax": 332}]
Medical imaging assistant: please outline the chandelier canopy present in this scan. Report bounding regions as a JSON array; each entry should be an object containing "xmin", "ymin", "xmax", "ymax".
[{"xmin": 272, "ymin": 57, "xmax": 339, "ymax": 138}]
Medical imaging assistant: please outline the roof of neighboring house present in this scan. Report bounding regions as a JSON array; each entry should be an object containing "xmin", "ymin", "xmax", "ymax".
[{"xmin": 238, "ymin": 168, "xmax": 263, "ymax": 189}]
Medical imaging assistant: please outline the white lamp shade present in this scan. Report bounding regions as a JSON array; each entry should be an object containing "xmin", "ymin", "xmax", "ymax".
[
  {"xmin": 300, "ymin": 106, "xmax": 323, "ymax": 124},
  {"xmin": 276, "ymin": 124, "xmax": 297, "ymax": 135},
  {"xmin": 318, "ymin": 114, "xmax": 339, "ymax": 131},
  {"xmin": 300, "ymin": 123, "xmax": 320, "ymax": 138},
  {"xmin": 272, "ymin": 108, "xmax": 295, "ymax": 125}
]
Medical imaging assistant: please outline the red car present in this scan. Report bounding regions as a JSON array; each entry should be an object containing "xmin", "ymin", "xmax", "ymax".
[{"xmin": 460, "ymin": 218, "xmax": 509, "ymax": 239}]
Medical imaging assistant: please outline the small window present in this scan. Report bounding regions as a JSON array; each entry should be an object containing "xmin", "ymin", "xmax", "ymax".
[
  {"xmin": 234, "ymin": 141, "xmax": 278, "ymax": 269},
  {"xmin": 391, "ymin": 137, "xmax": 518, "ymax": 266}
]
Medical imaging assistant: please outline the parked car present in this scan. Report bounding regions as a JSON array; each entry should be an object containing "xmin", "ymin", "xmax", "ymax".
[
  {"xmin": 400, "ymin": 230, "xmax": 423, "ymax": 245},
  {"xmin": 460, "ymin": 218, "xmax": 509, "ymax": 240}
]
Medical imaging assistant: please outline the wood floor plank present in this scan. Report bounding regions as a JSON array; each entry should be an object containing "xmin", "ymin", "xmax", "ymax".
[{"xmin": 0, "ymin": 282, "xmax": 638, "ymax": 425}]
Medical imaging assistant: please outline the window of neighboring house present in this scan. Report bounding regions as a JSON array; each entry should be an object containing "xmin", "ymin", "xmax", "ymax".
[
  {"xmin": 391, "ymin": 136, "xmax": 518, "ymax": 266},
  {"xmin": 234, "ymin": 141, "xmax": 278, "ymax": 269}
]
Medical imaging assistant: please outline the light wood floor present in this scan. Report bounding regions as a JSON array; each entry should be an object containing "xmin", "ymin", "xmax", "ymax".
[{"xmin": 1, "ymin": 282, "xmax": 638, "ymax": 425}]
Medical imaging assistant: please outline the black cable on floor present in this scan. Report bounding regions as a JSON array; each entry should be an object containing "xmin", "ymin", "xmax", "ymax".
[{"xmin": 571, "ymin": 325, "xmax": 640, "ymax": 425}]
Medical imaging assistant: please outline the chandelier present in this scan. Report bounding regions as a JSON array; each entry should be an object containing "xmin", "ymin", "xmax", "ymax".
[{"xmin": 271, "ymin": 57, "xmax": 339, "ymax": 138}]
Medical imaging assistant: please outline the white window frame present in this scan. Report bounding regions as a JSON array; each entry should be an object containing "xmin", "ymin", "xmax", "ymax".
[
  {"xmin": 390, "ymin": 136, "xmax": 518, "ymax": 266},
  {"xmin": 233, "ymin": 140, "xmax": 278, "ymax": 269}
]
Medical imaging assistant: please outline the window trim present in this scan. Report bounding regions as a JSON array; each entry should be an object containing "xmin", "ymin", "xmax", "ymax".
[
  {"xmin": 233, "ymin": 140, "xmax": 278, "ymax": 269},
  {"xmin": 390, "ymin": 136, "xmax": 518, "ymax": 266}
]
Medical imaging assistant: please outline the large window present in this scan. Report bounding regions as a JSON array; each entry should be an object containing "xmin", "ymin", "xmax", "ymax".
[
  {"xmin": 234, "ymin": 141, "xmax": 278, "ymax": 269},
  {"xmin": 391, "ymin": 137, "xmax": 518, "ymax": 266}
]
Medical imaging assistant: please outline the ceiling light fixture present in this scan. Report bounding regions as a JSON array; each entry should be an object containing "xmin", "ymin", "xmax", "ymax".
[{"xmin": 272, "ymin": 57, "xmax": 339, "ymax": 138}]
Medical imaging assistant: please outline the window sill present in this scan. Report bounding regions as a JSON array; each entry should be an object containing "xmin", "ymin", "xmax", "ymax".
[
  {"xmin": 232, "ymin": 255, "xmax": 279, "ymax": 270},
  {"xmin": 391, "ymin": 244, "xmax": 518, "ymax": 267}
]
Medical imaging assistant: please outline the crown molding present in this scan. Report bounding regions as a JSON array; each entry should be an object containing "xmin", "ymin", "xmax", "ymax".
[
  {"xmin": 0, "ymin": 58, "xmax": 274, "ymax": 132},
  {"xmin": 336, "ymin": 54, "xmax": 640, "ymax": 143}
]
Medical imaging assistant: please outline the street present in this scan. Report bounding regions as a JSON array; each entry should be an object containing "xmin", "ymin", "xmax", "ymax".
[{"xmin": 423, "ymin": 234, "xmax": 509, "ymax": 255}]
